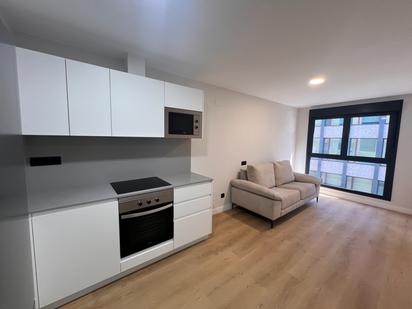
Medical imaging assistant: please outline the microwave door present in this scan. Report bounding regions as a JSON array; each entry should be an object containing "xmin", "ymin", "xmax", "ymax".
[
  {"xmin": 168, "ymin": 112, "xmax": 194, "ymax": 135},
  {"xmin": 165, "ymin": 107, "xmax": 202, "ymax": 138}
]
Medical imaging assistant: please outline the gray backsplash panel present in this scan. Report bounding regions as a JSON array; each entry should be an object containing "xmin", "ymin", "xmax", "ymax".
[{"xmin": 25, "ymin": 136, "xmax": 191, "ymax": 191}]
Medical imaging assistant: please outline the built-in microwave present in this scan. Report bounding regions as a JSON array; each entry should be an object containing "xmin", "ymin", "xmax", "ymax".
[{"xmin": 164, "ymin": 107, "xmax": 202, "ymax": 138}]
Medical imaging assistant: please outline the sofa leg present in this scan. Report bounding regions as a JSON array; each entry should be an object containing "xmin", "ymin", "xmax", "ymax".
[
  {"xmin": 316, "ymin": 196, "xmax": 319, "ymax": 203},
  {"xmin": 270, "ymin": 220, "xmax": 274, "ymax": 229}
]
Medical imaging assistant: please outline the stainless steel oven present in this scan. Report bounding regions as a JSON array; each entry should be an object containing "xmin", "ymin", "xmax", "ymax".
[
  {"xmin": 165, "ymin": 107, "xmax": 202, "ymax": 138},
  {"xmin": 118, "ymin": 188, "xmax": 173, "ymax": 259}
]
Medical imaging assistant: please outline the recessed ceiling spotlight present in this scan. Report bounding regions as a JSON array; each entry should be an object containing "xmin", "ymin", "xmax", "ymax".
[{"xmin": 309, "ymin": 77, "xmax": 325, "ymax": 86}]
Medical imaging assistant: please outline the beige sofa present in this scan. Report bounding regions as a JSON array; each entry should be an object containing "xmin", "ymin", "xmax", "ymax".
[{"xmin": 231, "ymin": 160, "xmax": 321, "ymax": 228}]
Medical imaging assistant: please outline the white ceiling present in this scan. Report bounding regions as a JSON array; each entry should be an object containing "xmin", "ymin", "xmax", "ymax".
[{"xmin": 1, "ymin": 0, "xmax": 412, "ymax": 107}]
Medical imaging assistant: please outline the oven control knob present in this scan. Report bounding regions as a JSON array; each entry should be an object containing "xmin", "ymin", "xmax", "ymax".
[
  {"xmin": 137, "ymin": 201, "xmax": 143, "ymax": 207},
  {"xmin": 155, "ymin": 198, "xmax": 160, "ymax": 203},
  {"xmin": 146, "ymin": 200, "xmax": 152, "ymax": 205}
]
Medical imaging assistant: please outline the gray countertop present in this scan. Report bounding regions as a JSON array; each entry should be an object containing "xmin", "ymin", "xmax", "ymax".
[{"xmin": 28, "ymin": 172, "xmax": 213, "ymax": 214}]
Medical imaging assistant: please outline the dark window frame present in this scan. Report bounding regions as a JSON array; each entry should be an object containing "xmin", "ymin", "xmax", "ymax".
[{"xmin": 305, "ymin": 100, "xmax": 403, "ymax": 201}]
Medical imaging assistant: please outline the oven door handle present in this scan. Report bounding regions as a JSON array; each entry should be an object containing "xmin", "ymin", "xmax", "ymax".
[{"xmin": 120, "ymin": 203, "xmax": 173, "ymax": 220}]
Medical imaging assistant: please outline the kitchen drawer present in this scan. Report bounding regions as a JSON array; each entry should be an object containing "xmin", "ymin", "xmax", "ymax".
[
  {"xmin": 174, "ymin": 182, "xmax": 212, "ymax": 204},
  {"xmin": 174, "ymin": 209, "xmax": 212, "ymax": 249},
  {"xmin": 174, "ymin": 195, "xmax": 211, "ymax": 219},
  {"xmin": 120, "ymin": 240, "xmax": 174, "ymax": 272}
]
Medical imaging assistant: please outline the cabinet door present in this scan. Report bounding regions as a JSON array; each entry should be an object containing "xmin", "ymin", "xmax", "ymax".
[
  {"xmin": 16, "ymin": 48, "xmax": 69, "ymax": 135},
  {"xmin": 110, "ymin": 70, "xmax": 164, "ymax": 137},
  {"xmin": 66, "ymin": 60, "xmax": 111, "ymax": 136},
  {"xmin": 165, "ymin": 82, "xmax": 204, "ymax": 112},
  {"xmin": 174, "ymin": 209, "xmax": 212, "ymax": 249},
  {"xmin": 32, "ymin": 200, "xmax": 120, "ymax": 307}
]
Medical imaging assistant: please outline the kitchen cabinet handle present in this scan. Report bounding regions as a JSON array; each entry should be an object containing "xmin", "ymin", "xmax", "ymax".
[{"xmin": 120, "ymin": 203, "xmax": 173, "ymax": 219}]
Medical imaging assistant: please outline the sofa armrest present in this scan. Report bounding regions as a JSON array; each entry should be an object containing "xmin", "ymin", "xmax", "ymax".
[
  {"xmin": 294, "ymin": 172, "xmax": 321, "ymax": 185},
  {"xmin": 230, "ymin": 179, "xmax": 282, "ymax": 201}
]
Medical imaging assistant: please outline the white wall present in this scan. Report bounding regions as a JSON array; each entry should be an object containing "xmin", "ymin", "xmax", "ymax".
[
  {"xmin": 148, "ymin": 68, "xmax": 297, "ymax": 212},
  {"xmin": 294, "ymin": 95, "xmax": 412, "ymax": 214},
  {"xmin": 294, "ymin": 108, "xmax": 310, "ymax": 174}
]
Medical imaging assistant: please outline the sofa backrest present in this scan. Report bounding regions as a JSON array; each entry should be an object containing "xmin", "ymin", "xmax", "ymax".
[
  {"xmin": 246, "ymin": 162, "xmax": 276, "ymax": 188},
  {"xmin": 239, "ymin": 160, "xmax": 295, "ymax": 187},
  {"xmin": 273, "ymin": 160, "xmax": 295, "ymax": 186}
]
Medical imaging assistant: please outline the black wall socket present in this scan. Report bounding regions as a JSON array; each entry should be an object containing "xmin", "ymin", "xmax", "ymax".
[
  {"xmin": 220, "ymin": 193, "xmax": 225, "ymax": 198},
  {"xmin": 241, "ymin": 160, "xmax": 247, "ymax": 166},
  {"xmin": 30, "ymin": 156, "xmax": 62, "ymax": 167}
]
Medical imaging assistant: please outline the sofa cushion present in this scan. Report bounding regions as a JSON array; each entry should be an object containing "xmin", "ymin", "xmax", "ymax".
[
  {"xmin": 280, "ymin": 181, "xmax": 316, "ymax": 199},
  {"xmin": 247, "ymin": 163, "xmax": 276, "ymax": 188},
  {"xmin": 274, "ymin": 160, "xmax": 295, "ymax": 186},
  {"xmin": 271, "ymin": 187, "xmax": 300, "ymax": 209}
]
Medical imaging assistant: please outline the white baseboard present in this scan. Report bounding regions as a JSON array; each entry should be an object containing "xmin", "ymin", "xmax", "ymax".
[
  {"xmin": 320, "ymin": 187, "xmax": 412, "ymax": 216},
  {"xmin": 212, "ymin": 203, "xmax": 232, "ymax": 215}
]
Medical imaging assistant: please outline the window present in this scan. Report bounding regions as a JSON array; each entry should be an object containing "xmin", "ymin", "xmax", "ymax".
[{"xmin": 306, "ymin": 100, "xmax": 403, "ymax": 200}]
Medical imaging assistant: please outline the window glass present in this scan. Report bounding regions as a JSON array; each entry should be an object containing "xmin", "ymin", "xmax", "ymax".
[
  {"xmin": 322, "ymin": 172, "xmax": 342, "ymax": 187},
  {"xmin": 377, "ymin": 181, "xmax": 385, "ymax": 196},
  {"xmin": 312, "ymin": 138, "xmax": 320, "ymax": 153},
  {"xmin": 309, "ymin": 158, "xmax": 345, "ymax": 189},
  {"xmin": 309, "ymin": 157, "xmax": 386, "ymax": 196},
  {"xmin": 348, "ymin": 115, "xmax": 390, "ymax": 158},
  {"xmin": 351, "ymin": 177, "xmax": 373, "ymax": 193},
  {"xmin": 362, "ymin": 116, "xmax": 380, "ymax": 124},
  {"xmin": 328, "ymin": 138, "xmax": 342, "ymax": 154},
  {"xmin": 312, "ymin": 118, "xmax": 343, "ymax": 155}
]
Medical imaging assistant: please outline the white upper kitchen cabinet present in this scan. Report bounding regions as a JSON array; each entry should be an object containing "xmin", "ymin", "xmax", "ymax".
[
  {"xmin": 32, "ymin": 200, "xmax": 120, "ymax": 307},
  {"xmin": 16, "ymin": 48, "xmax": 69, "ymax": 135},
  {"xmin": 110, "ymin": 70, "xmax": 164, "ymax": 137},
  {"xmin": 66, "ymin": 59, "xmax": 111, "ymax": 136},
  {"xmin": 165, "ymin": 82, "xmax": 204, "ymax": 112}
]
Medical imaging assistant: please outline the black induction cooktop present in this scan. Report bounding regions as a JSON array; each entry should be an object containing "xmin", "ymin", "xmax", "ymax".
[{"xmin": 110, "ymin": 177, "xmax": 171, "ymax": 195}]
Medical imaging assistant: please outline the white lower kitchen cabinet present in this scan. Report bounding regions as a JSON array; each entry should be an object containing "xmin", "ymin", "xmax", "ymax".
[
  {"xmin": 174, "ymin": 209, "xmax": 212, "ymax": 249},
  {"xmin": 29, "ymin": 180, "xmax": 213, "ymax": 308},
  {"xmin": 31, "ymin": 200, "xmax": 120, "ymax": 307},
  {"xmin": 173, "ymin": 182, "xmax": 213, "ymax": 249}
]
